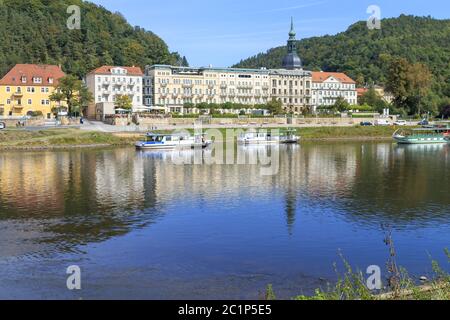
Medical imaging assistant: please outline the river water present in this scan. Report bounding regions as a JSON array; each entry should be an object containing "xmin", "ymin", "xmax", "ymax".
[{"xmin": 0, "ymin": 142, "xmax": 449, "ymax": 299}]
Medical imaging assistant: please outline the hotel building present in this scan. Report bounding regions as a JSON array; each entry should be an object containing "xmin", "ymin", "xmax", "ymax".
[
  {"xmin": 144, "ymin": 19, "xmax": 312, "ymax": 114},
  {"xmin": 0, "ymin": 64, "xmax": 65, "ymax": 118},
  {"xmin": 311, "ymin": 72, "xmax": 357, "ymax": 112},
  {"xmin": 86, "ymin": 66, "xmax": 144, "ymax": 119}
]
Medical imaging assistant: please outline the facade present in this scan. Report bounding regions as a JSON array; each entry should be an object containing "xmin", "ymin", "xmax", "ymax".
[
  {"xmin": 143, "ymin": 19, "xmax": 312, "ymax": 114},
  {"xmin": 144, "ymin": 65, "xmax": 272, "ymax": 114},
  {"xmin": 0, "ymin": 64, "xmax": 65, "ymax": 118},
  {"xmin": 86, "ymin": 66, "xmax": 143, "ymax": 119},
  {"xmin": 144, "ymin": 66, "xmax": 312, "ymax": 114},
  {"xmin": 311, "ymin": 72, "xmax": 357, "ymax": 112}
]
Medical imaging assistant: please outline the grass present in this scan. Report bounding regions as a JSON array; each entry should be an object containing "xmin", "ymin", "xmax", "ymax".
[
  {"xmin": 0, "ymin": 129, "xmax": 137, "ymax": 149},
  {"xmin": 291, "ymin": 251, "xmax": 450, "ymax": 301},
  {"xmin": 0, "ymin": 125, "xmax": 416, "ymax": 149},
  {"xmin": 265, "ymin": 232, "xmax": 450, "ymax": 301},
  {"xmin": 295, "ymin": 126, "xmax": 414, "ymax": 140}
]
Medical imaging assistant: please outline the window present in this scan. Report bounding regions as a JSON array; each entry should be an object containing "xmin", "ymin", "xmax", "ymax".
[
  {"xmin": 48, "ymin": 78, "xmax": 54, "ymax": 84},
  {"xmin": 28, "ymin": 99, "xmax": 32, "ymax": 105},
  {"xmin": 33, "ymin": 77, "xmax": 42, "ymax": 84},
  {"xmin": 7, "ymin": 99, "xmax": 10, "ymax": 104},
  {"xmin": 6, "ymin": 87, "xmax": 10, "ymax": 92},
  {"xmin": 21, "ymin": 76, "xmax": 27, "ymax": 83}
]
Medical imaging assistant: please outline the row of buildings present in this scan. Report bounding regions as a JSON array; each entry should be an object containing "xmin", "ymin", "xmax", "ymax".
[{"xmin": 0, "ymin": 20, "xmax": 358, "ymax": 119}]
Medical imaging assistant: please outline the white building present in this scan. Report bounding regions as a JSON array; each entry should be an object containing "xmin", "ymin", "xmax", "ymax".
[
  {"xmin": 86, "ymin": 66, "xmax": 144, "ymax": 119},
  {"xmin": 311, "ymin": 72, "xmax": 357, "ymax": 112},
  {"xmin": 142, "ymin": 19, "xmax": 313, "ymax": 115}
]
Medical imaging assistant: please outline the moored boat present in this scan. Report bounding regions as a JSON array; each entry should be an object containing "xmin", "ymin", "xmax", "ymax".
[
  {"xmin": 238, "ymin": 129, "xmax": 300, "ymax": 145},
  {"xmin": 393, "ymin": 123, "xmax": 450, "ymax": 144},
  {"xmin": 136, "ymin": 133, "xmax": 212, "ymax": 150}
]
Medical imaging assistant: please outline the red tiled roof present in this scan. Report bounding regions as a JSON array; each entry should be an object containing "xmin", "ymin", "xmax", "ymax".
[
  {"xmin": 312, "ymin": 72, "xmax": 356, "ymax": 84},
  {"xmin": 0, "ymin": 64, "xmax": 65, "ymax": 86},
  {"xmin": 357, "ymin": 88, "xmax": 369, "ymax": 96},
  {"xmin": 88, "ymin": 66, "xmax": 143, "ymax": 76}
]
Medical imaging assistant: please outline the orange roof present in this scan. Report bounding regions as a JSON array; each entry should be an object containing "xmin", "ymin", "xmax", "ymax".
[
  {"xmin": 0, "ymin": 64, "xmax": 65, "ymax": 86},
  {"xmin": 356, "ymin": 88, "xmax": 369, "ymax": 96},
  {"xmin": 312, "ymin": 71, "xmax": 356, "ymax": 84},
  {"xmin": 88, "ymin": 66, "xmax": 143, "ymax": 76}
]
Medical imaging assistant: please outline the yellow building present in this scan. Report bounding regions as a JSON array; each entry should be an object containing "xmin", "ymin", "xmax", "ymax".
[{"xmin": 0, "ymin": 64, "xmax": 66, "ymax": 119}]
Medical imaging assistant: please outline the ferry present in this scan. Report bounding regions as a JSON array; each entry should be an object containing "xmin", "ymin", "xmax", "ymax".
[
  {"xmin": 393, "ymin": 123, "xmax": 450, "ymax": 144},
  {"xmin": 136, "ymin": 133, "xmax": 212, "ymax": 150},
  {"xmin": 238, "ymin": 129, "xmax": 300, "ymax": 145}
]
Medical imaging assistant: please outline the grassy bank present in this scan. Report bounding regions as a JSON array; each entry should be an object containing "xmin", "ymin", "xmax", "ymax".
[
  {"xmin": 0, "ymin": 129, "xmax": 137, "ymax": 149},
  {"xmin": 265, "ymin": 243, "xmax": 450, "ymax": 301},
  {"xmin": 170, "ymin": 125, "xmax": 406, "ymax": 142},
  {"xmin": 0, "ymin": 125, "xmax": 410, "ymax": 149},
  {"xmin": 295, "ymin": 126, "xmax": 408, "ymax": 140}
]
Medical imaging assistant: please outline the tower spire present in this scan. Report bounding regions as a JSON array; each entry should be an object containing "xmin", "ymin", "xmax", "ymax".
[
  {"xmin": 282, "ymin": 17, "xmax": 302, "ymax": 70},
  {"xmin": 289, "ymin": 17, "xmax": 296, "ymax": 39}
]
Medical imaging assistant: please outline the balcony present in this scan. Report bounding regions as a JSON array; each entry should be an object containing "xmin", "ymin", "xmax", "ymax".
[
  {"xmin": 160, "ymin": 82, "xmax": 168, "ymax": 87},
  {"xmin": 220, "ymin": 84, "xmax": 227, "ymax": 89},
  {"xmin": 13, "ymin": 91, "xmax": 23, "ymax": 97},
  {"xmin": 182, "ymin": 83, "xmax": 193, "ymax": 88}
]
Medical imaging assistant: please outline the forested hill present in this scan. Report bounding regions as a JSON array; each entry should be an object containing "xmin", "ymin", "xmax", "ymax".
[
  {"xmin": 0, "ymin": 0, "xmax": 187, "ymax": 78},
  {"xmin": 233, "ymin": 15, "xmax": 450, "ymax": 98}
]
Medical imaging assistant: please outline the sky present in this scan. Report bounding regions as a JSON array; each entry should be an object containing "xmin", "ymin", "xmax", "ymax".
[{"xmin": 90, "ymin": 0, "xmax": 449, "ymax": 67}]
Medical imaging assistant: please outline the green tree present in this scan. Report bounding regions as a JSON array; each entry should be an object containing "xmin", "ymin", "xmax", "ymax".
[
  {"xmin": 386, "ymin": 58, "xmax": 432, "ymax": 116},
  {"xmin": 359, "ymin": 88, "xmax": 387, "ymax": 112},
  {"xmin": 333, "ymin": 97, "xmax": 350, "ymax": 112},
  {"xmin": 407, "ymin": 62, "xmax": 432, "ymax": 116},
  {"xmin": 50, "ymin": 75, "xmax": 93, "ymax": 116},
  {"xmin": 266, "ymin": 98, "xmax": 283, "ymax": 115},
  {"xmin": 114, "ymin": 94, "xmax": 133, "ymax": 110}
]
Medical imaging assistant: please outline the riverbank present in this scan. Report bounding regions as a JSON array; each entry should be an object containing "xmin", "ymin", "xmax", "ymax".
[
  {"xmin": 0, "ymin": 126, "xmax": 408, "ymax": 150},
  {"xmin": 0, "ymin": 129, "xmax": 136, "ymax": 150}
]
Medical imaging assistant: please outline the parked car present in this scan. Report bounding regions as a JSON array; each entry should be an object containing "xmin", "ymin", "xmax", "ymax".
[
  {"xmin": 394, "ymin": 120, "xmax": 408, "ymax": 126},
  {"xmin": 418, "ymin": 119, "xmax": 429, "ymax": 126},
  {"xmin": 360, "ymin": 121, "xmax": 374, "ymax": 126},
  {"xmin": 0, "ymin": 122, "xmax": 5, "ymax": 130},
  {"xmin": 375, "ymin": 119, "xmax": 391, "ymax": 126}
]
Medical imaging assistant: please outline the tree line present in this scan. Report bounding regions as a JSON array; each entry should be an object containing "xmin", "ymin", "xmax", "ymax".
[
  {"xmin": 0, "ymin": 0, "xmax": 188, "ymax": 79},
  {"xmin": 235, "ymin": 15, "xmax": 450, "ymax": 116}
]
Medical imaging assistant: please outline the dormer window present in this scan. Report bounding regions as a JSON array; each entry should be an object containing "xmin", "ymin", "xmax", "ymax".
[
  {"xmin": 48, "ymin": 77, "xmax": 54, "ymax": 84},
  {"xmin": 33, "ymin": 77, "xmax": 42, "ymax": 84},
  {"xmin": 21, "ymin": 76, "xmax": 27, "ymax": 83}
]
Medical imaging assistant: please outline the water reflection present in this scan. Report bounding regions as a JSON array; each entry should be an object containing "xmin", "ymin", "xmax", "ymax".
[{"xmin": 0, "ymin": 143, "xmax": 450, "ymax": 256}]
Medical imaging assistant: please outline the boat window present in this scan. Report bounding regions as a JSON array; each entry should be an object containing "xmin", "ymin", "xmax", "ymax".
[{"xmin": 166, "ymin": 136, "xmax": 172, "ymax": 142}]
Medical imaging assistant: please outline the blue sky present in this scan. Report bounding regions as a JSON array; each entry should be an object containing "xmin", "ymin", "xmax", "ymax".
[{"xmin": 90, "ymin": 0, "xmax": 449, "ymax": 67}]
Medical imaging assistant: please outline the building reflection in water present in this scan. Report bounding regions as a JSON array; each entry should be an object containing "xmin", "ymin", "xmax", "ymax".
[{"xmin": 0, "ymin": 143, "xmax": 449, "ymax": 256}]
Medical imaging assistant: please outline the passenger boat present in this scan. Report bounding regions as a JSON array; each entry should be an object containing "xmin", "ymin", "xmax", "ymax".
[
  {"xmin": 393, "ymin": 123, "xmax": 450, "ymax": 144},
  {"xmin": 280, "ymin": 129, "xmax": 300, "ymax": 144},
  {"xmin": 136, "ymin": 133, "xmax": 212, "ymax": 150},
  {"xmin": 238, "ymin": 129, "xmax": 300, "ymax": 145}
]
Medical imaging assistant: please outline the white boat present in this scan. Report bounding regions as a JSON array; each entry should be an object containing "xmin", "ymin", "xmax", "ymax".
[
  {"xmin": 136, "ymin": 133, "xmax": 212, "ymax": 150},
  {"xmin": 238, "ymin": 130, "xmax": 300, "ymax": 145}
]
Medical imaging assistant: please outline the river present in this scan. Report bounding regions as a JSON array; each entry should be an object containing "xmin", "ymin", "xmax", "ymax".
[{"xmin": 0, "ymin": 142, "xmax": 449, "ymax": 299}]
